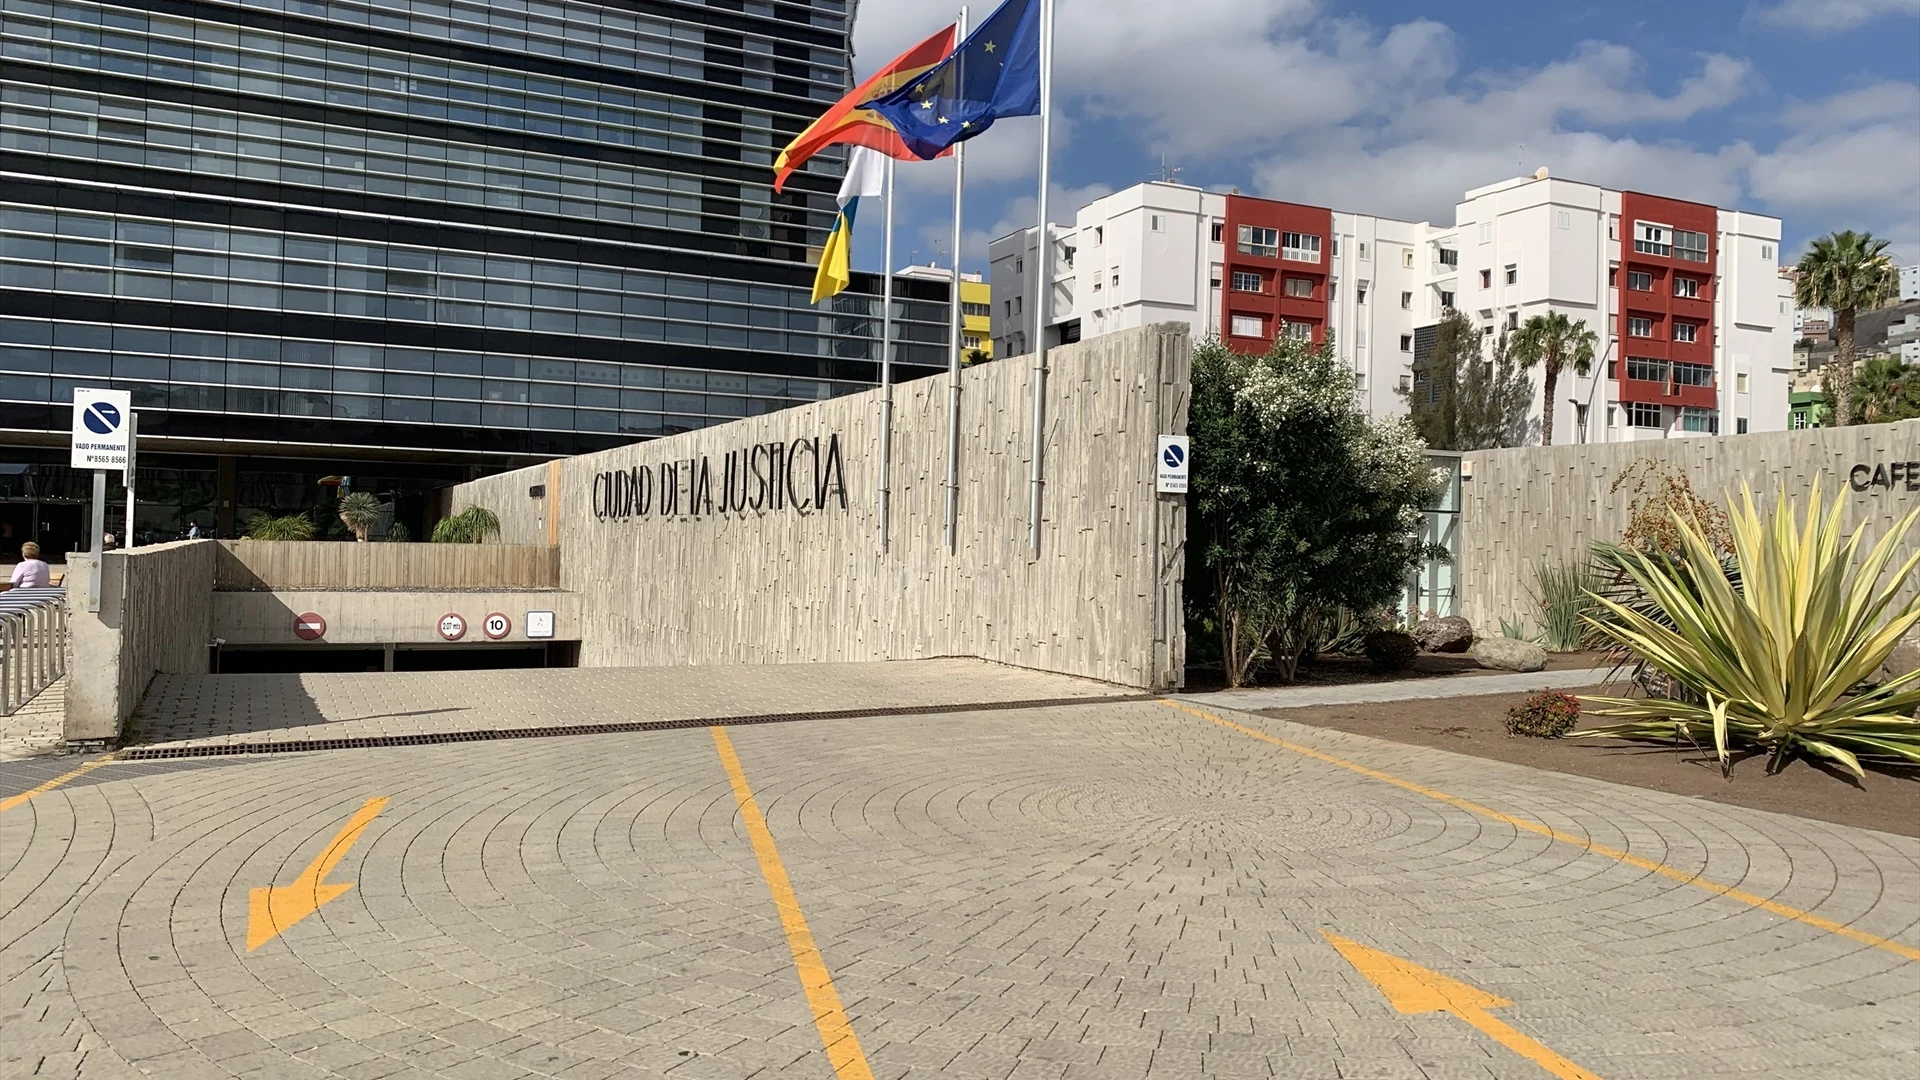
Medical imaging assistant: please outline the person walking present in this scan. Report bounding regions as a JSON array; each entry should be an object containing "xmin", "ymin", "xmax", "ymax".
[{"xmin": 10, "ymin": 542, "xmax": 51, "ymax": 589}]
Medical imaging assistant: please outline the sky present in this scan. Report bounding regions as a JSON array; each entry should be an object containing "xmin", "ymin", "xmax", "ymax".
[{"xmin": 829, "ymin": 0, "xmax": 1920, "ymax": 277}]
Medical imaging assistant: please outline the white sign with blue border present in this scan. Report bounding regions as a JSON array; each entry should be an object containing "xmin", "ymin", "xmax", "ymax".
[{"xmin": 1156, "ymin": 435, "xmax": 1189, "ymax": 494}]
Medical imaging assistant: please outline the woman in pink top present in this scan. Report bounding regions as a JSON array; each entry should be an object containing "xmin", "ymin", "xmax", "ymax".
[{"xmin": 10, "ymin": 542, "xmax": 51, "ymax": 589}]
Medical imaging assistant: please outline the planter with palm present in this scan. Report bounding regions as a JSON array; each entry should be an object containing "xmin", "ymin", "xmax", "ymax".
[
  {"xmin": 336, "ymin": 491, "xmax": 381, "ymax": 543},
  {"xmin": 1509, "ymin": 312, "xmax": 1597, "ymax": 446},
  {"xmin": 1792, "ymin": 230, "xmax": 1898, "ymax": 426}
]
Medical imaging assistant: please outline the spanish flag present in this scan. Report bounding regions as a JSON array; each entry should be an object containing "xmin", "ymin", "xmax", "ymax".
[
  {"xmin": 773, "ymin": 25, "xmax": 956, "ymax": 193},
  {"xmin": 811, "ymin": 146, "xmax": 886, "ymax": 304}
]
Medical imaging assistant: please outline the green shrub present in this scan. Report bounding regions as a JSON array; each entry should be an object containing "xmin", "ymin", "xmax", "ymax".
[
  {"xmin": 1533, "ymin": 561, "xmax": 1596, "ymax": 652},
  {"xmin": 243, "ymin": 512, "xmax": 314, "ymax": 541},
  {"xmin": 1500, "ymin": 616, "xmax": 1534, "ymax": 641},
  {"xmin": 431, "ymin": 505, "xmax": 501, "ymax": 544},
  {"xmin": 1363, "ymin": 630, "xmax": 1418, "ymax": 673},
  {"xmin": 1506, "ymin": 691, "xmax": 1581, "ymax": 738}
]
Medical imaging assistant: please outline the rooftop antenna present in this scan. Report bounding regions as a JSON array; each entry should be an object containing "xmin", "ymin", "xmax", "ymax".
[{"xmin": 1155, "ymin": 151, "xmax": 1182, "ymax": 184}]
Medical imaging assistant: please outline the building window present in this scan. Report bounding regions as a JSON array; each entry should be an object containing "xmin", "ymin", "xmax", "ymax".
[
  {"xmin": 1150, "ymin": 214, "xmax": 1166, "ymax": 232},
  {"xmin": 1761, "ymin": 244, "xmax": 1773, "ymax": 261},
  {"xmin": 1282, "ymin": 321, "xmax": 1312, "ymax": 341},
  {"xmin": 1792, "ymin": 411, "xmax": 1809, "ymax": 430},
  {"xmin": 1505, "ymin": 265, "xmax": 1518, "ymax": 285},
  {"xmin": 1400, "ymin": 290, "xmax": 1412, "ymax": 309},
  {"xmin": 1094, "ymin": 227, "xmax": 1104, "ymax": 245},
  {"xmin": 1557, "ymin": 210, "xmax": 1571, "ymax": 230},
  {"xmin": 1006, "ymin": 296, "xmax": 1021, "ymax": 316},
  {"xmin": 1238, "ymin": 225, "xmax": 1280, "ymax": 258},
  {"xmin": 1737, "ymin": 372, "xmax": 1750, "ymax": 393},
  {"xmin": 1281, "ymin": 232, "xmax": 1322, "ymax": 263},
  {"xmin": 1399, "ymin": 334, "xmax": 1413, "ymax": 351},
  {"xmin": 1634, "ymin": 221, "xmax": 1671, "ymax": 257},
  {"xmin": 1673, "ymin": 322, "xmax": 1697, "ymax": 343},
  {"xmin": 1014, "ymin": 258, "xmax": 1024, "ymax": 274},
  {"xmin": 1478, "ymin": 222, "xmax": 1492, "ymax": 244},
  {"xmin": 1627, "ymin": 402, "xmax": 1664, "ymax": 428},
  {"xmin": 1230, "ymin": 314, "xmax": 1264, "ymax": 338},
  {"xmin": 1440, "ymin": 290, "xmax": 1455, "ymax": 309},
  {"xmin": 1506, "ymin": 311, "xmax": 1519, "ymax": 330},
  {"xmin": 1232, "ymin": 270, "xmax": 1264, "ymax": 293},
  {"xmin": 1628, "ymin": 316, "xmax": 1655, "ymax": 338},
  {"xmin": 1674, "ymin": 229, "xmax": 1709, "ymax": 263},
  {"xmin": 1209, "ymin": 265, "xmax": 1222, "ymax": 288},
  {"xmin": 1626, "ymin": 357, "xmax": 1667, "ymax": 382},
  {"xmin": 962, "ymin": 302, "xmax": 992, "ymax": 317},
  {"xmin": 1438, "ymin": 248, "xmax": 1458, "ymax": 268},
  {"xmin": 1680, "ymin": 406, "xmax": 1719, "ymax": 433},
  {"xmin": 1211, "ymin": 221, "xmax": 1224, "ymax": 242},
  {"xmin": 1356, "ymin": 283, "xmax": 1369, "ymax": 304},
  {"xmin": 963, "ymin": 335, "xmax": 983, "ymax": 349},
  {"xmin": 1091, "ymin": 280, "xmax": 1102, "ymax": 293},
  {"xmin": 1480, "ymin": 269, "xmax": 1492, "ymax": 289},
  {"xmin": 1609, "ymin": 267, "xmax": 1618, "ymax": 287},
  {"xmin": 1358, "ymin": 242, "xmax": 1369, "ymax": 260},
  {"xmin": 1673, "ymin": 362, "xmax": 1713, "ymax": 386},
  {"xmin": 1402, "ymin": 249, "xmax": 1415, "ymax": 269},
  {"xmin": 1284, "ymin": 277, "xmax": 1314, "ymax": 298},
  {"xmin": 1608, "ymin": 215, "xmax": 1620, "ymax": 241},
  {"xmin": 1737, "ymin": 417, "xmax": 1749, "ymax": 434},
  {"xmin": 1628, "ymin": 271, "xmax": 1652, "ymax": 291},
  {"xmin": 1111, "ymin": 271, "xmax": 1120, "ymax": 287},
  {"xmin": 1330, "ymin": 282, "xmax": 1338, "ymax": 303},
  {"xmin": 1674, "ymin": 276, "xmax": 1699, "ymax": 299},
  {"xmin": 1333, "ymin": 239, "xmax": 1341, "ymax": 257}
]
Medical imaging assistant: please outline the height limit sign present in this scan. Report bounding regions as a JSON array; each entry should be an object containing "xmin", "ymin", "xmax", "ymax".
[{"xmin": 1156, "ymin": 435, "xmax": 1190, "ymax": 494}]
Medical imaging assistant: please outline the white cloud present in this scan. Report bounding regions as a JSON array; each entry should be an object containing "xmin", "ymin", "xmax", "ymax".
[{"xmin": 1753, "ymin": 0, "xmax": 1920, "ymax": 32}]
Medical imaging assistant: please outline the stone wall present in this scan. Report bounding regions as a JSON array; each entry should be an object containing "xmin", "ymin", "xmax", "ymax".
[
  {"xmin": 454, "ymin": 323, "xmax": 1190, "ymax": 688},
  {"xmin": 65, "ymin": 539, "xmax": 216, "ymax": 742},
  {"xmin": 1458, "ymin": 420, "xmax": 1920, "ymax": 632}
]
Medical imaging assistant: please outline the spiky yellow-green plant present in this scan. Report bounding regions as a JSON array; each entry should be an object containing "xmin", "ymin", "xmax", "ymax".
[{"xmin": 1572, "ymin": 482, "xmax": 1920, "ymax": 777}]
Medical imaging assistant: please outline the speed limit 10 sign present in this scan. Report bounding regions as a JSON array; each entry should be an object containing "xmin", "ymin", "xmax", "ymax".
[
  {"xmin": 438, "ymin": 612, "xmax": 467, "ymax": 641},
  {"xmin": 482, "ymin": 612, "xmax": 511, "ymax": 640}
]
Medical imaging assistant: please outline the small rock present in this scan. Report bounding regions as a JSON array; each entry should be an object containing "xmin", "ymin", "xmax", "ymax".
[
  {"xmin": 1411, "ymin": 615, "xmax": 1474, "ymax": 653},
  {"xmin": 1471, "ymin": 638, "xmax": 1547, "ymax": 673}
]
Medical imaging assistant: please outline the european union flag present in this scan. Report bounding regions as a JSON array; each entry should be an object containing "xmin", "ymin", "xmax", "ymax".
[{"xmin": 862, "ymin": 0, "xmax": 1040, "ymax": 161}]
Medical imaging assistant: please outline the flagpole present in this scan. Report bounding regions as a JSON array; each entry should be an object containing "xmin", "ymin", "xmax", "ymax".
[
  {"xmin": 943, "ymin": 5, "xmax": 969, "ymax": 554},
  {"xmin": 1025, "ymin": 0, "xmax": 1054, "ymax": 556},
  {"xmin": 878, "ymin": 155, "xmax": 896, "ymax": 553}
]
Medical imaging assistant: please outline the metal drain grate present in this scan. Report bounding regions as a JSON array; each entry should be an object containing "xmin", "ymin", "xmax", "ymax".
[{"xmin": 116, "ymin": 693, "xmax": 1160, "ymax": 760}]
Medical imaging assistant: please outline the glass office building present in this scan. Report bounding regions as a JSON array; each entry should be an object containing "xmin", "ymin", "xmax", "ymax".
[{"xmin": 0, "ymin": 0, "xmax": 949, "ymax": 548}]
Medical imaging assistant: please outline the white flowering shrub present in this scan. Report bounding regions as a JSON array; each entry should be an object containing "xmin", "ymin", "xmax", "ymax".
[{"xmin": 1188, "ymin": 334, "xmax": 1442, "ymax": 686}]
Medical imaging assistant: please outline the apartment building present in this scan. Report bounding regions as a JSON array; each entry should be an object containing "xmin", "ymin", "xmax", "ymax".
[
  {"xmin": 894, "ymin": 265, "xmax": 993, "ymax": 361},
  {"xmin": 990, "ymin": 172, "xmax": 1795, "ymax": 445}
]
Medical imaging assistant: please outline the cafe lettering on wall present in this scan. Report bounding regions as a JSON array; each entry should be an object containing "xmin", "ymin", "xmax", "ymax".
[
  {"xmin": 591, "ymin": 433, "xmax": 848, "ymax": 522},
  {"xmin": 1849, "ymin": 459, "xmax": 1919, "ymax": 494}
]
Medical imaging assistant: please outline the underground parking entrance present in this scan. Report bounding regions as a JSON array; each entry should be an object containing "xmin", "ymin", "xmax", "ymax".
[{"xmin": 212, "ymin": 640, "xmax": 581, "ymax": 673}]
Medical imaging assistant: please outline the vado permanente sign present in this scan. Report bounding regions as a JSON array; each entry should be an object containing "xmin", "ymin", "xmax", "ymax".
[
  {"xmin": 593, "ymin": 432, "xmax": 848, "ymax": 522},
  {"xmin": 71, "ymin": 387, "xmax": 132, "ymax": 470}
]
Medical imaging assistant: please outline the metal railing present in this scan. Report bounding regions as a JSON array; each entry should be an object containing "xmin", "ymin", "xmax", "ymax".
[{"xmin": 2, "ymin": 587, "xmax": 68, "ymax": 715}]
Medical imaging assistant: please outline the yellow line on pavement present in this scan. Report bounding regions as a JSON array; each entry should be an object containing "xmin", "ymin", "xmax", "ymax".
[
  {"xmin": 710, "ymin": 726, "xmax": 874, "ymax": 1080},
  {"xmin": 0, "ymin": 755, "xmax": 119, "ymax": 815},
  {"xmin": 1162, "ymin": 700, "xmax": 1920, "ymax": 963}
]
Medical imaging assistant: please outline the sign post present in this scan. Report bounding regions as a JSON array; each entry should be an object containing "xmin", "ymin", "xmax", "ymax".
[
  {"xmin": 123, "ymin": 411, "xmax": 138, "ymax": 549},
  {"xmin": 71, "ymin": 387, "xmax": 132, "ymax": 554}
]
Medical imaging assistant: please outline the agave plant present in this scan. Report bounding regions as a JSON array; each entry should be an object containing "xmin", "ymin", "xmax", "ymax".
[
  {"xmin": 1572, "ymin": 482, "xmax": 1920, "ymax": 777},
  {"xmin": 431, "ymin": 505, "xmax": 501, "ymax": 544},
  {"xmin": 1532, "ymin": 561, "xmax": 1595, "ymax": 653},
  {"xmin": 336, "ymin": 491, "xmax": 382, "ymax": 543},
  {"xmin": 243, "ymin": 512, "xmax": 315, "ymax": 541}
]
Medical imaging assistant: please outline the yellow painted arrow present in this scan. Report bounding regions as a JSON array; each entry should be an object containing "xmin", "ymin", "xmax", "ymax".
[
  {"xmin": 1322, "ymin": 931, "xmax": 1605, "ymax": 1080},
  {"xmin": 248, "ymin": 797, "xmax": 388, "ymax": 952}
]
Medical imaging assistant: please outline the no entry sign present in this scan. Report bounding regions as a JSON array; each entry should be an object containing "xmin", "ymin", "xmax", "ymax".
[
  {"xmin": 438, "ymin": 612, "xmax": 467, "ymax": 641},
  {"xmin": 483, "ymin": 612, "xmax": 511, "ymax": 640},
  {"xmin": 293, "ymin": 612, "xmax": 326, "ymax": 640}
]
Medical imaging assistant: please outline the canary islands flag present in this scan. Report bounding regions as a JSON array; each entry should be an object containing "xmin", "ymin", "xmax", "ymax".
[
  {"xmin": 774, "ymin": 25, "xmax": 956, "ymax": 193},
  {"xmin": 862, "ymin": 0, "xmax": 1040, "ymax": 161},
  {"xmin": 811, "ymin": 145, "xmax": 887, "ymax": 305}
]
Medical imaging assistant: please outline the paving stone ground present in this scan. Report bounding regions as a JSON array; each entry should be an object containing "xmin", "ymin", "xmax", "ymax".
[
  {"xmin": 3, "ymin": 664, "xmax": 1916, "ymax": 1080},
  {"xmin": 0, "ymin": 677, "xmax": 68, "ymax": 760}
]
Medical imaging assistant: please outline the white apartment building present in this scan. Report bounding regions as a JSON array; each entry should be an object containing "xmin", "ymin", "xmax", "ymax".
[{"xmin": 990, "ymin": 172, "xmax": 1796, "ymax": 443}]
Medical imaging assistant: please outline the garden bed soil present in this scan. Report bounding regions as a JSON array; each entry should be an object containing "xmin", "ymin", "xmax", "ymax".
[
  {"xmin": 1183, "ymin": 649, "xmax": 1615, "ymax": 694},
  {"xmin": 1260, "ymin": 689, "xmax": 1920, "ymax": 838}
]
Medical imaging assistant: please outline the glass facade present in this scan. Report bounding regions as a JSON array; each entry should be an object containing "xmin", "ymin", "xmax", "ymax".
[{"xmin": 0, "ymin": 0, "xmax": 949, "ymax": 537}]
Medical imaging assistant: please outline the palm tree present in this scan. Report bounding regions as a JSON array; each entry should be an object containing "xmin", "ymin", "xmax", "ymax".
[
  {"xmin": 1508, "ymin": 311, "xmax": 1598, "ymax": 446},
  {"xmin": 1793, "ymin": 231, "xmax": 1897, "ymax": 426},
  {"xmin": 336, "ymin": 491, "xmax": 381, "ymax": 543},
  {"xmin": 431, "ymin": 505, "xmax": 502, "ymax": 544}
]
